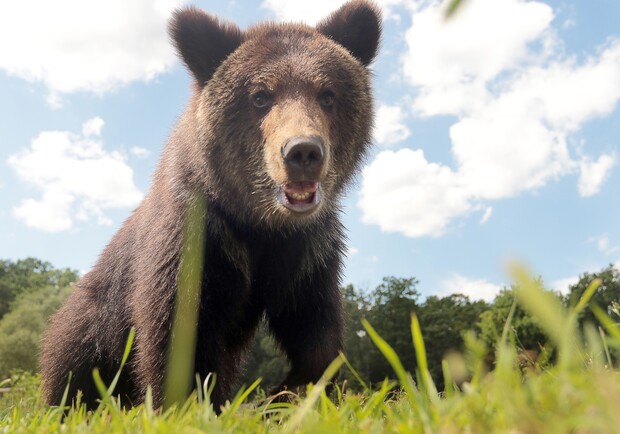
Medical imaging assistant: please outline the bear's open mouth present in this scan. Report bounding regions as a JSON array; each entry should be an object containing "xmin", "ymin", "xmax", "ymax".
[{"xmin": 278, "ymin": 181, "xmax": 322, "ymax": 213}]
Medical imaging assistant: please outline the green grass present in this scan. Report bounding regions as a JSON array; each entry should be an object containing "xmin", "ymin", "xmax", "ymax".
[{"xmin": 2, "ymin": 268, "xmax": 620, "ymax": 433}]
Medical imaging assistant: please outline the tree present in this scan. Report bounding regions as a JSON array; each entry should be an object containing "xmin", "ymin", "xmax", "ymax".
[
  {"xmin": 417, "ymin": 294, "xmax": 488, "ymax": 387},
  {"xmin": 567, "ymin": 264, "xmax": 620, "ymax": 328},
  {"xmin": 0, "ymin": 285, "xmax": 72, "ymax": 377},
  {"xmin": 478, "ymin": 287, "xmax": 549, "ymax": 359},
  {"xmin": 566, "ymin": 264, "xmax": 620, "ymax": 363},
  {"xmin": 240, "ymin": 319, "xmax": 288, "ymax": 392},
  {"xmin": 0, "ymin": 258, "xmax": 77, "ymax": 377},
  {"xmin": 342, "ymin": 279, "xmax": 488, "ymax": 391},
  {"xmin": 362, "ymin": 277, "xmax": 420, "ymax": 384},
  {"xmin": 0, "ymin": 258, "xmax": 78, "ymax": 320},
  {"xmin": 341, "ymin": 284, "xmax": 373, "ymax": 388}
]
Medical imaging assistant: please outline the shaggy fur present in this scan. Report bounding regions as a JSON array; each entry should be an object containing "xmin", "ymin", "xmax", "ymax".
[{"xmin": 41, "ymin": 0, "xmax": 381, "ymax": 410}]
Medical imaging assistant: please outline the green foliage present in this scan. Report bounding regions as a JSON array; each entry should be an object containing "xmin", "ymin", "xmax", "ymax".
[
  {"xmin": 568, "ymin": 264, "xmax": 620, "ymax": 328},
  {"xmin": 0, "ymin": 258, "xmax": 77, "ymax": 378},
  {"xmin": 416, "ymin": 294, "xmax": 487, "ymax": 388},
  {"xmin": 0, "ymin": 285, "xmax": 72, "ymax": 377},
  {"xmin": 340, "ymin": 284, "xmax": 372, "ymax": 389},
  {"xmin": 240, "ymin": 320, "xmax": 288, "ymax": 391},
  {"xmin": 0, "ymin": 257, "xmax": 77, "ymax": 319},
  {"xmin": 341, "ymin": 277, "xmax": 487, "ymax": 390},
  {"xmin": 478, "ymin": 287, "xmax": 549, "ymax": 355},
  {"xmin": 0, "ymin": 370, "xmax": 41, "ymax": 418},
  {"xmin": 360, "ymin": 277, "xmax": 421, "ymax": 383}
]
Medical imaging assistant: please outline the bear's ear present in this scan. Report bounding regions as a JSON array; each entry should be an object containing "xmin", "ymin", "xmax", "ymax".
[
  {"xmin": 169, "ymin": 7, "xmax": 244, "ymax": 86},
  {"xmin": 316, "ymin": 1, "xmax": 382, "ymax": 67}
]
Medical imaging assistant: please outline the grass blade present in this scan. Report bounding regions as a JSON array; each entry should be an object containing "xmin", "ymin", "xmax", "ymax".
[
  {"xmin": 58, "ymin": 371, "xmax": 72, "ymax": 411},
  {"xmin": 92, "ymin": 368, "xmax": 120, "ymax": 417},
  {"xmin": 500, "ymin": 298, "xmax": 518, "ymax": 346},
  {"xmin": 227, "ymin": 377, "xmax": 262, "ymax": 415},
  {"xmin": 511, "ymin": 264, "xmax": 577, "ymax": 368},
  {"xmin": 106, "ymin": 327, "xmax": 135, "ymax": 397},
  {"xmin": 591, "ymin": 303, "xmax": 620, "ymax": 341},
  {"xmin": 362, "ymin": 318, "xmax": 435, "ymax": 430},
  {"xmin": 163, "ymin": 192, "xmax": 207, "ymax": 409},
  {"xmin": 599, "ymin": 327, "xmax": 614, "ymax": 369},
  {"xmin": 339, "ymin": 351, "xmax": 369, "ymax": 390},
  {"xmin": 362, "ymin": 319, "xmax": 416, "ymax": 400},
  {"xmin": 445, "ymin": 0, "xmax": 468, "ymax": 19},
  {"xmin": 573, "ymin": 278, "xmax": 601, "ymax": 316},
  {"xmin": 284, "ymin": 355, "xmax": 343, "ymax": 433},
  {"xmin": 411, "ymin": 313, "xmax": 438, "ymax": 403}
]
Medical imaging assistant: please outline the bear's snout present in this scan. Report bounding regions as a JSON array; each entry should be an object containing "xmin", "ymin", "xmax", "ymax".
[{"xmin": 282, "ymin": 136, "xmax": 325, "ymax": 178}]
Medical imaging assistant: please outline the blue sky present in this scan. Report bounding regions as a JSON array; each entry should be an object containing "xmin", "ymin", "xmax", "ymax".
[{"xmin": 1, "ymin": 0, "xmax": 619, "ymax": 300}]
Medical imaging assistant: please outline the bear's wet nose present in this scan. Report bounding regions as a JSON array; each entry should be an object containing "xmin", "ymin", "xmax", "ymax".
[{"xmin": 282, "ymin": 136, "xmax": 325, "ymax": 174}]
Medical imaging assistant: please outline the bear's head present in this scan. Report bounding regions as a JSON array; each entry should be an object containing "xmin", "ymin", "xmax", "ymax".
[{"xmin": 169, "ymin": 1, "xmax": 381, "ymax": 229}]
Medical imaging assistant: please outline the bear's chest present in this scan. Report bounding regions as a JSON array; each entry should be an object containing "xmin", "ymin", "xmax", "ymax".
[{"xmin": 201, "ymin": 224, "xmax": 314, "ymax": 299}]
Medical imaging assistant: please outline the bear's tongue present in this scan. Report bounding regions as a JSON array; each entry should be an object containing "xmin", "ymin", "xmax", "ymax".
[{"xmin": 283, "ymin": 181, "xmax": 318, "ymax": 205}]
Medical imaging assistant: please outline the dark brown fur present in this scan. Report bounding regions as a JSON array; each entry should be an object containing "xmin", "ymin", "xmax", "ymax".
[{"xmin": 41, "ymin": 1, "xmax": 381, "ymax": 410}]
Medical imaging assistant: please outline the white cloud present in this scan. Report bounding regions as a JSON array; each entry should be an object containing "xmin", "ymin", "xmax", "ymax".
[
  {"xmin": 262, "ymin": 0, "xmax": 348, "ymax": 24},
  {"xmin": 440, "ymin": 273, "xmax": 502, "ymax": 302},
  {"xmin": 0, "ymin": 0, "xmax": 183, "ymax": 104},
  {"xmin": 562, "ymin": 17, "xmax": 576, "ymax": 30},
  {"xmin": 82, "ymin": 117, "xmax": 105, "ymax": 137},
  {"xmin": 261, "ymin": 0, "xmax": 410, "ymax": 24},
  {"xmin": 578, "ymin": 153, "xmax": 616, "ymax": 197},
  {"xmin": 130, "ymin": 146, "xmax": 152, "ymax": 159},
  {"xmin": 359, "ymin": 0, "xmax": 620, "ymax": 238},
  {"xmin": 359, "ymin": 149, "xmax": 472, "ymax": 237},
  {"xmin": 13, "ymin": 193, "xmax": 74, "ymax": 233},
  {"xmin": 404, "ymin": 0, "xmax": 554, "ymax": 117},
  {"xmin": 480, "ymin": 207, "xmax": 493, "ymax": 224},
  {"xmin": 590, "ymin": 235, "xmax": 620, "ymax": 256},
  {"xmin": 7, "ymin": 118, "xmax": 143, "ymax": 232},
  {"xmin": 550, "ymin": 276, "xmax": 578, "ymax": 295},
  {"xmin": 597, "ymin": 236, "xmax": 611, "ymax": 253},
  {"xmin": 374, "ymin": 104, "xmax": 411, "ymax": 146}
]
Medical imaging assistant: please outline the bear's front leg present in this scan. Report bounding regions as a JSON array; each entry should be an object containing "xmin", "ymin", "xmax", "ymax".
[{"xmin": 266, "ymin": 272, "xmax": 344, "ymax": 396}]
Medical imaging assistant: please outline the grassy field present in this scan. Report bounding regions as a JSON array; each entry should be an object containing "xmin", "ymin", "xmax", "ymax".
[{"xmin": 1, "ymin": 267, "xmax": 620, "ymax": 433}]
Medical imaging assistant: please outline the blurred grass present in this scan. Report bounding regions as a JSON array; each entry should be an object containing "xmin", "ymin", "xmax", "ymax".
[
  {"xmin": 164, "ymin": 192, "xmax": 207, "ymax": 409},
  {"xmin": 445, "ymin": 0, "xmax": 469, "ymax": 19},
  {"xmin": 2, "ymin": 265, "xmax": 620, "ymax": 432}
]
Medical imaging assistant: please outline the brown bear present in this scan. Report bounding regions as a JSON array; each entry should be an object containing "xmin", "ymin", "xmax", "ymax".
[{"xmin": 40, "ymin": 0, "xmax": 381, "ymax": 410}]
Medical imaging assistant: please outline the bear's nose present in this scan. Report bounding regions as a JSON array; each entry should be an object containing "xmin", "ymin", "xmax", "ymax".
[{"xmin": 282, "ymin": 136, "xmax": 325, "ymax": 172}]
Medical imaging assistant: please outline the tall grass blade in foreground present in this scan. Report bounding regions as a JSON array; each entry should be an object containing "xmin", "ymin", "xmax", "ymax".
[
  {"xmin": 362, "ymin": 318, "xmax": 435, "ymax": 431},
  {"xmin": 445, "ymin": 0, "xmax": 469, "ymax": 19},
  {"xmin": 107, "ymin": 327, "xmax": 135, "ymax": 398},
  {"xmin": 592, "ymin": 303, "xmax": 620, "ymax": 341},
  {"xmin": 225, "ymin": 377, "xmax": 262, "ymax": 416},
  {"xmin": 410, "ymin": 313, "xmax": 438, "ymax": 403},
  {"xmin": 284, "ymin": 356, "xmax": 343, "ymax": 433},
  {"xmin": 164, "ymin": 192, "xmax": 206, "ymax": 409},
  {"xmin": 511, "ymin": 264, "xmax": 579, "ymax": 369},
  {"xmin": 90, "ymin": 328, "xmax": 135, "ymax": 418},
  {"xmin": 56, "ymin": 371, "xmax": 72, "ymax": 414}
]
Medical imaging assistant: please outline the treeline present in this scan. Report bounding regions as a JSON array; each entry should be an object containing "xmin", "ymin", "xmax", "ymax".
[
  {"xmin": 0, "ymin": 258, "xmax": 78, "ymax": 376},
  {"xmin": 1, "ymin": 258, "xmax": 619, "ymax": 393},
  {"xmin": 243, "ymin": 269, "xmax": 620, "ymax": 390}
]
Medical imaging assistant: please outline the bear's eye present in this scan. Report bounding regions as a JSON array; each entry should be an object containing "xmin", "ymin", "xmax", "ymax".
[
  {"xmin": 318, "ymin": 90, "xmax": 335, "ymax": 108},
  {"xmin": 252, "ymin": 92, "xmax": 273, "ymax": 109}
]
